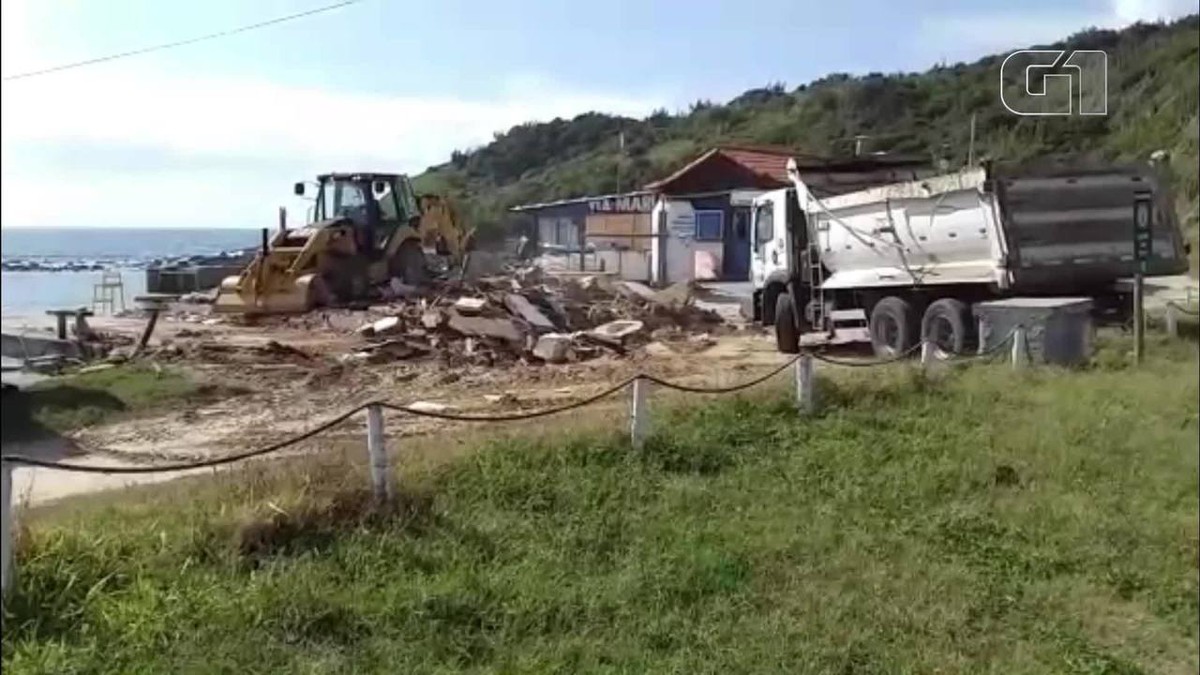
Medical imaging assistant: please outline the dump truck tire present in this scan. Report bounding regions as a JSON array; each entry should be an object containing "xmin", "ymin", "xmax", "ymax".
[
  {"xmin": 869, "ymin": 296, "xmax": 918, "ymax": 359},
  {"xmin": 774, "ymin": 292, "xmax": 800, "ymax": 354},
  {"xmin": 921, "ymin": 298, "xmax": 973, "ymax": 356}
]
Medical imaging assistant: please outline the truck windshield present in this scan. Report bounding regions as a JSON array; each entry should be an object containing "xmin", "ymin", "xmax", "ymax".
[{"xmin": 754, "ymin": 202, "xmax": 774, "ymax": 248}]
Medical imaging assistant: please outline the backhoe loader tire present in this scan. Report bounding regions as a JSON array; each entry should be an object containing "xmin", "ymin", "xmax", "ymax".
[{"xmin": 393, "ymin": 239, "xmax": 427, "ymax": 286}]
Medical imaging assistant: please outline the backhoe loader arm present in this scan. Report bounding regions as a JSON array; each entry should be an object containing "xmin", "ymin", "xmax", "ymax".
[{"xmin": 417, "ymin": 194, "xmax": 476, "ymax": 263}]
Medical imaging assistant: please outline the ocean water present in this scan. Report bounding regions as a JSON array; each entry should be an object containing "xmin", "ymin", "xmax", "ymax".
[{"xmin": 2, "ymin": 227, "xmax": 258, "ymax": 321}]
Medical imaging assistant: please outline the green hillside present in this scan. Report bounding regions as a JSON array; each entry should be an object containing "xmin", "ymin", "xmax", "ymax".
[{"xmin": 415, "ymin": 16, "xmax": 1199, "ymax": 252}]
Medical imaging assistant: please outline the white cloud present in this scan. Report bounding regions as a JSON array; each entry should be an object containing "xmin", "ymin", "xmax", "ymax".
[
  {"xmin": 1111, "ymin": 0, "xmax": 1198, "ymax": 23},
  {"xmin": 917, "ymin": 0, "xmax": 1196, "ymax": 65},
  {"xmin": 0, "ymin": 68, "xmax": 669, "ymax": 228},
  {"xmin": 0, "ymin": 2, "xmax": 671, "ymax": 229}
]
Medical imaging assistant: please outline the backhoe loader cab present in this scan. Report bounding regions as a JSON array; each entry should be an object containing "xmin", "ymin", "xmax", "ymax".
[
  {"xmin": 298, "ymin": 173, "xmax": 422, "ymax": 248},
  {"xmin": 212, "ymin": 171, "xmax": 432, "ymax": 315}
]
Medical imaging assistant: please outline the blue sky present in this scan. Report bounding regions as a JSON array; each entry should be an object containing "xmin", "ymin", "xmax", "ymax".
[{"xmin": 1, "ymin": 0, "xmax": 1194, "ymax": 228}]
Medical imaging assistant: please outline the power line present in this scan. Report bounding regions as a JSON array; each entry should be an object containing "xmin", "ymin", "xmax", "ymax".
[{"xmin": 1, "ymin": 0, "xmax": 365, "ymax": 83}]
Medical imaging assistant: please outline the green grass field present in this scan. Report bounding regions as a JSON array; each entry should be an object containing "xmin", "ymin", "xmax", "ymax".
[{"xmin": 3, "ymin": 335, "xmax": 1197, "ymax": 674}]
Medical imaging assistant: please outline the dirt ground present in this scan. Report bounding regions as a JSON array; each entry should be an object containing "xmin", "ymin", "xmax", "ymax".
[{"xmin": 11, "ymin": 302, "xmax": 808, "ymax": 506}]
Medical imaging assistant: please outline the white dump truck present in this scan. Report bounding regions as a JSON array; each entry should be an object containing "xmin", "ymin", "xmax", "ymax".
[{"xmin": 750, "ymin": 157, "xmax": 1190, "ymax": 356}]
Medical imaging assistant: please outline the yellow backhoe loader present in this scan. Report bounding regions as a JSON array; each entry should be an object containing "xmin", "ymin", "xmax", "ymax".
[{"xmin": 213, "ymin": 172, "xmax": 475, "ymax": 315}]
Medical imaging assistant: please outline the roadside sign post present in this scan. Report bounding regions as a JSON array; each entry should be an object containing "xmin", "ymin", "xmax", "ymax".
[{"xmin": 1132, "ymin": 192, "xmax": 1153, "ymax": 365}]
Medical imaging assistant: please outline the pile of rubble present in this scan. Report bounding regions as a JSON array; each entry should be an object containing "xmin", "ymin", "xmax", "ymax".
[{"xmin": 346, "ymin": 269, "xmax": 726, "ymax": 366}]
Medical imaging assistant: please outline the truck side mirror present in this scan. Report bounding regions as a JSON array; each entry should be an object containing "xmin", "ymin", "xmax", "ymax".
[{"xmin": 293, "ymin": 182, "xmax": 305, "ymax": 196}]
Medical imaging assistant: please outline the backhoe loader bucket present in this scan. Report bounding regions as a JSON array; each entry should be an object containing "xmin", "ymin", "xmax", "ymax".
[{"xmin": 211, "ymin": 272, "xmax": 318, "ymax": 315}]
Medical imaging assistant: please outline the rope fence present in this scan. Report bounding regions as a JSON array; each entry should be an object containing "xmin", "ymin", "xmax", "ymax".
[
  {"xmin": 1164, "ymin": 300, "xmax": 1200, "ymax": 338},
  {"xmin": 0, "ymin": 322, "xmax": 1049, "ymax": 596}
]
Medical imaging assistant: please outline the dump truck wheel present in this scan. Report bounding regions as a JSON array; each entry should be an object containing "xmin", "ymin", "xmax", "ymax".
[
  {"xmin": 921, "ymin": 298, "xmax": 973, "ymax": 356},
  {"xmin": 774, "ymin": 292, "xmax": 801, "ymax": 354},
  {"xmin": 393, "ymin": 239, "xmax": 426, "ymax": 286},
  {"xmin": 869, "ymin": 296, "xmax": 917, "ymax": 359}
]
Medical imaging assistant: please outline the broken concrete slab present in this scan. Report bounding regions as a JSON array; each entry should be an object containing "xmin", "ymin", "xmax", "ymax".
[
  {"xmin": 617, "ymin": 280, "xmax": 658, "ymax": 303},
  {"xmin": 504, "ymin": 294, "xmax": 556, "ymax": 333},
  {"xmin": 653, "ymin": 281, "xmax": 696, "ymax": 307},
  {"xmin": 532, "ymin": 333, "xmax": 572, "ymax": 363},
  {"xmin": 421, "ymin": 309, "xmax": 447, "ymax": 330},
  {"xmin": 447, "ymin": 313, "xmax": 524, "ymax": 344},
  {"xmin": 589, "ymin": 319, "xmax": 645, "ymax": 342},
  {"xmin": 453, "ymin": 297, "xmax": 487, "ymax": 315},
  {"xmin": 371, "ymin": 316, "xmax": 403, "ymax": 336}
]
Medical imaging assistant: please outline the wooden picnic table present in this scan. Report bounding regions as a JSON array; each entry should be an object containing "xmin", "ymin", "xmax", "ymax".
[{"xmin": 44, "ymin": 308, "xmax": 94, "ymax": 340}]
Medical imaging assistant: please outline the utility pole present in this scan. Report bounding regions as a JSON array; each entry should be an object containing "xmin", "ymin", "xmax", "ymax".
[
  {"xmin": 616, "ymin": 130, "xmax": 625, "ymax": 193},
  {"xmin": 968, "ymin": 112, "xmax": 977, "ymax": 167},
  {"xmin": 853, "ymin": 134, "xmax": 869, "ymax": 157}
]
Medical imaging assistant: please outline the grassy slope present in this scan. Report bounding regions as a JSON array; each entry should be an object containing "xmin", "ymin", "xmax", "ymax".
[
  {"xmin": 415, "ymin": 16, "xmax": 1199, "ymax": 262},
  {"xmin": 3, "ymin": 334, "xmax": 1197, "ymax": 674}
]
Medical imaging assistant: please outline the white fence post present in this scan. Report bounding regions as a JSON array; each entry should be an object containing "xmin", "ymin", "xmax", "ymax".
[
  {"xmin": 1166, "ymin": 304, "xmax": 1179, "ymax": 338},
  {"xmin": 2, "ymin": 462, "xmax": 13, "ymax": 598},
  {"xmin": 920, "ymin": 340, "xmax": 934, "ymax": 371},
  {"xmin": 630, "ymin": 377, "xmax": 650, "ymax": 449},
  {"xmin": 366, "ymin": 404, "xmax": 394, "ymax": 502},
  {"xmin": 1012, "ymin": 327, "xmax": 1029, "ymax": 370},
  {"xmin": 795, "ymin": 355, "xmax": 815, "ymax": 414}
]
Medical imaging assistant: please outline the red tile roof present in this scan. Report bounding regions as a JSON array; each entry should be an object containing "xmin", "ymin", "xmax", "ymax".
[
  {"xmin": 645, "ymin": 145, "xmax": 823, "ymax": 192},
  {"xmin": 644, "ymin": 145, "xmax": 934, "ymax": 195}
]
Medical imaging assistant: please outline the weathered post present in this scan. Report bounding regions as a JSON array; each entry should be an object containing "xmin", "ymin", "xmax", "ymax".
[
  {"xmin": 630, "ymin": 377, "xmax": 649, "ymax": 449},
  {"xmin": 920, "ymin": 340, "xmax": 934, "ymax": 371},
  {"xmin": 1011, "ymin": 326, "xmax": 1029, "ymax": 370},
  {"xmin": 795, "ymin": 354, "xmax": 815, "ymax": 414},
  {"xmin": 1133, "ymin": 273, "xmax": 1145, "ymax": 365},
  {"xmin": 365, "ymin": 404, "xmax": 393, "ymax": 502},
  {"xmin": 1165, "ymin": 303, "xmax": 1179, "ymax": 339},
  {"xmin": 2, "ymin": 462, "xmax": 13, "ymax": 598},
  {"xmin": 1132, "ymin": 190, "xmax": 1153, "ymax": 365}
]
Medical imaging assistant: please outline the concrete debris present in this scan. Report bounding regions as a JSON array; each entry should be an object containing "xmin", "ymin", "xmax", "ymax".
[
  {"xmin": 453, "ymin": 297, "xmax": 487, "ymax": 315},
  {"xmin": 589, "ymin": 319, "xmax": 644, "ymax": 342},
  {"xmin": 504, "ymin": 294, "xmax": 556, "ymax": 333},
  {"xmin": 617, "ymin": 280, "xmax": 658, "ymax": 303},
  {"xmin": 421, "ymin": 309, "xmax": 447, "ymax": 330},
  {"xmin": 180, "ymin": 289, "xmax": 219, "ymax": 304},
  {"xmin": 371, "ymin": 316, "xmax": 403, "ymax": 336},
  {"xmin": 109, "ymin": 259, "xmax": 734, "ymax": 374},
  {"xmin": 448, "ymin": 313, "xmax": 524, "ymax": 344},
  {"xmin": 532, "ymin": 333, "xmax": 572, "ymax": 363}
]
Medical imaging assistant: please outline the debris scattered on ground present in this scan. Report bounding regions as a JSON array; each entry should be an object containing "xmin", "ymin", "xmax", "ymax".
[
  {"xmin": 532, "ymin": 333, "xmax": 572, "ymax": 363},
  {"xmin": 120, "ymin": 264, "xmax": 730, "ymax": 374}
]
